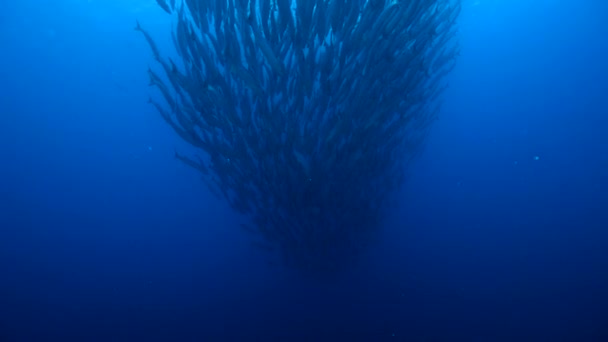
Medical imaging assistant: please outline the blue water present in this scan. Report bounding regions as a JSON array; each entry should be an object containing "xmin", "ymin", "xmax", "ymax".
[{"xmin": 1, "ymin": 0, "xmax": 607, "ymax": 340}]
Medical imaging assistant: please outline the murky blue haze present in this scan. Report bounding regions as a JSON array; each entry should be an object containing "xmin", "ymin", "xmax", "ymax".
[{"xmin": 0, "ymin": 0, "xmax": 607, "ymax": 341}]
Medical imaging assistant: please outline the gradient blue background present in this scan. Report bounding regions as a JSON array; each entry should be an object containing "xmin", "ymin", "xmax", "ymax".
[{"xmin": 1, "ymin": 0, "xmax": 607, "ymax": 340}]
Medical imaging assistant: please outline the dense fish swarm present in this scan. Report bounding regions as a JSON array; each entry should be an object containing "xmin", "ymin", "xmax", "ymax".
[{"xmin": 138, "ymin": 0, "xmax": 461, "ymax": 273}]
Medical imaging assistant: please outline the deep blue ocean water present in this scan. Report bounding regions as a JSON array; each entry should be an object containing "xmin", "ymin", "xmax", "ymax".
[{"xmin": 1, "ymin": 0, "xmax": 607, "ymax": 341}]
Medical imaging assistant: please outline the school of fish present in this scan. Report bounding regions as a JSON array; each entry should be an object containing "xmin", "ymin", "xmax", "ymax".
[{"xmin": 137, "ymin": 0, "xmax": 461, "ymax": 273}]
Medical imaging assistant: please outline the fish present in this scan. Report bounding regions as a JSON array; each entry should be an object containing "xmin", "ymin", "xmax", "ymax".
[
  {"xmin": 155, "ymin": 0, "xmax": 172, "ymax": 14},
  {"xmin": 134, "ymin": 20, "xmax": 161, "ymax": 60}
]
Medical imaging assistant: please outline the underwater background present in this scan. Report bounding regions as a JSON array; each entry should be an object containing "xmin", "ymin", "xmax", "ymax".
[{"xmin": 1, "ymin": 0, "xmax": 607, "ymax": 341}]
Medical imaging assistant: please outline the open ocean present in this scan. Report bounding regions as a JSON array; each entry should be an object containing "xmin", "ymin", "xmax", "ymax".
[{"xmin": 1, "ymin": 0, "xmax": 607, "ymax": 341}]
